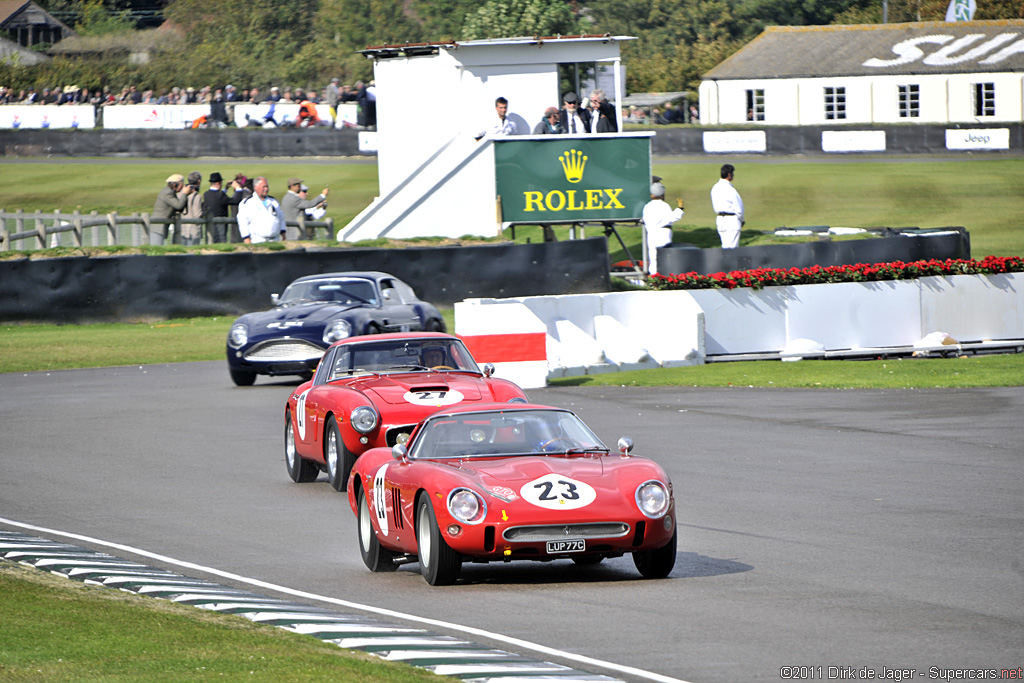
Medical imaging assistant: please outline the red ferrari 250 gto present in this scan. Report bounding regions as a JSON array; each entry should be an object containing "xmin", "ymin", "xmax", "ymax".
[{"xmin": 284, "ymin": 333, "xmax": 528, "ymax": 491}]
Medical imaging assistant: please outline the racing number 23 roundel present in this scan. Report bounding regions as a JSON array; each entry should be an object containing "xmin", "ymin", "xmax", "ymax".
[{"xmin": 520, "ymin": 473, "xmax": 596, "ymax": 510}]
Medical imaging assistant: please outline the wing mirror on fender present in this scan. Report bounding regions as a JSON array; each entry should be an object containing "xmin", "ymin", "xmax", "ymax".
[
  {"xmin": 617, "ymin": 437, "xmax": 634, "ymax": 455},
  {"xmin": 392, "ymin": 444, "xmax": 408, "ymax": 462},
  {"xmin": 271, "ymin": 293, "xmax": 280, "ymax": 305},
  {"xmin": 483, "ymin": 363, "xmax": 495, "ymax": 377}
]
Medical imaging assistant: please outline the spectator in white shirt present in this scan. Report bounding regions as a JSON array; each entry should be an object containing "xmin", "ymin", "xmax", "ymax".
[
  {"xmin": 237, "ymin": 177, "xmax": 286, "ymax": 243},
  {"xmin": 641, "ymin": 181, "xmax": 685, "ymax": 275},
  {"xmin": 710, "ymin": 164, "xmax": 744, "ymax": 249}
]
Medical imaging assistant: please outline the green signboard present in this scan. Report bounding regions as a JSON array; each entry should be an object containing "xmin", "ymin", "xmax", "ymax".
[{"xmin": 494, "ymin": 135, "xmax": 652, "ymax": 224}]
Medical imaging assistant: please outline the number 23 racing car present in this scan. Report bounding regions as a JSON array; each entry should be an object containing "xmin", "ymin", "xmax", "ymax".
[
  {"xmin": 285, "ymin": 333, "xmax": 529, "ymax": 492},
  {"xmin": 347, "ymin": 403, "xmax": 677, "ymax": 585}
]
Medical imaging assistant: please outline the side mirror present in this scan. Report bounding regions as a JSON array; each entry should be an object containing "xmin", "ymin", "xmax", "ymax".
[
  {"xmin": 382, "ymin": 289, "xmax": 393, "ymax": 301},
  {"xmin": 271, "ymin": 293, "xmax": 280, "ymax": 305},
  {"xmin": 617, "ymin": 437, "xmax": 634, "ymax": 455},
  {"xmin": 483, "ymin": 363, "xmax": 495, "ymax": 377},
  {"xmin": 392, "ymin": 443, "xmax": 408, "ymax": 462}
]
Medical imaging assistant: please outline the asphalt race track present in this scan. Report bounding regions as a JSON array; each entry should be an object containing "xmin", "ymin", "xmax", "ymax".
[{"xmin": 1, "ymin": 361, "xmax": 1022, "ymax": 683}]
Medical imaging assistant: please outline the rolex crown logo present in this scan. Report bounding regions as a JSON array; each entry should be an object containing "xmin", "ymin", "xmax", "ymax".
[{"xmin": 558, "ymin": 149, "xmax": 587, "ymax": 184}]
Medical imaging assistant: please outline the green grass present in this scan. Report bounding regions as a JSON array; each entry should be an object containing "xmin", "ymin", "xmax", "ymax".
[
  {"xmin": 0, "ymin": 562, "xmax": 440, "ymax": 683},
  {"xmin": 550, "ymin": 354, "xmax": 1024, "ymax": 389},
  {"xmin": 504, "ymin": 158, "xmax": 1024, "ymax": 260},
  {"xmin": 1, "ymin": 158, "xmax": 1022, "ymax": 258}
]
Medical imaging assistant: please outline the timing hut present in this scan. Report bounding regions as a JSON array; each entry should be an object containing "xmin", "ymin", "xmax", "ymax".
[
  {"xmin": 340, "ymin": 35, "xmax": 655, "ymax": 241},
  {"xmin": 700, "ymin": 20, "xmax": 1024, "ymax": 128}
]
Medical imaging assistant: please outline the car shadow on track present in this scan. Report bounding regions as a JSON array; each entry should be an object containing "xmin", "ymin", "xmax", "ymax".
[{"xmin": 435, "ymin": 551, "xmax": 753, "ymax": 586}]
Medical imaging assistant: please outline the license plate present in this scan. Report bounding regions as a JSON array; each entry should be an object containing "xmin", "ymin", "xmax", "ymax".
[{"xmin": 546, "ymin": 539, "xmax": 585, "ymax": 554}]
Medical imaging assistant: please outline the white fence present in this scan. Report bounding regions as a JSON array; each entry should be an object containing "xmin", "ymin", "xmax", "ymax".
[{"xmin": 0, "ymin": 210, "xmax": 334, "ymax": 251}]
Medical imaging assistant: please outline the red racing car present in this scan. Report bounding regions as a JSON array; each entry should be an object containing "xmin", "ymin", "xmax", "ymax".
[
  {"xmin": 346, "ymin": 403, "xmax": 677, "ymax": 585},
  {"xmin": 285, "ymin": 333, "xmax": 528, "ymax": 492}
]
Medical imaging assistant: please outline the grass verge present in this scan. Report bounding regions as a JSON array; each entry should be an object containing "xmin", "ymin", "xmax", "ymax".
[
  {"xmin": 0, "ymin": 562, "xmax": 439, "ymax": 683},
  {"xmin": 2, "ymin": 312, "xmax": 1023, "ymax": 388}
]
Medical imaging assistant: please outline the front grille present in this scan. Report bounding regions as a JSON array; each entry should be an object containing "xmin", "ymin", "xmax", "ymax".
[
  {"xmin": 245, "ymin": 339, "xmax": 325, "ymax": 363},
  {"xmin": 385, "ymin": 425, "xmax": 415, "ymax": 447},
  {"xmin": 502, "ymin": 522, "xmax": 630, "ymax": 542}
]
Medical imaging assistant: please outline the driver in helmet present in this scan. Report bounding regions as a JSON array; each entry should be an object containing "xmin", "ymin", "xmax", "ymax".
[{"xmin": 421, "ymin": 345, "xmax": 447, "ymax": 369}]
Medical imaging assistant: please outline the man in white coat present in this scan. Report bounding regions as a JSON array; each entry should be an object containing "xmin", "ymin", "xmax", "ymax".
[
  {"xmin": 237, "ymin": 177, "xmax": 286, "ymax": 243},
  {"xmin": 641, "ymin": 181, "xmax": 685, "ymax": 276},
  {"xmin": 710, "ymin": 163, "xmax": 744, "ymax": 249}
]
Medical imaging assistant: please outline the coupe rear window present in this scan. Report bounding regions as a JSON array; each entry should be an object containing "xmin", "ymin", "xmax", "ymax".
[{"xmin": 280, "ymin": 279, "xmax": 378, "ymax": 306}]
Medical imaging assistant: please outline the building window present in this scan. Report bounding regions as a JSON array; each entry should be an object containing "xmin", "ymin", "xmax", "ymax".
[
  {"xmin": 824, "ymin": 87, "xmax": 846, "ymax": 120},
  {"xmin": 746, "ymin": 89, "xmax": 764, "ymax": 121},
  {"xmin": 973, "ymin": 83, "xmax": 995, "ymax": 117},
  {"xmin": 898, "ymin": 85, "xmax": 919, "ymax": 118}
]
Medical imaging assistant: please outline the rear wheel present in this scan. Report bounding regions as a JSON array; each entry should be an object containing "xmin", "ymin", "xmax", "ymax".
[
  {"xmin": 425, "ymin": 318, "xmax": 444, "ymax": 332},
  {"xmin": 633, "ymin": 529, "xmax": 677, "ymax": 579},
  {"xmin": 229, "ymin": 368, "xmax": 256, "ymax": 386},
  {"xmin": 416, "ymin": 493, "xmax": 461, "ymax": 586},
  {"xmin": 324, "ymin": 416, "xmax": 355, "ymax": 492},
  {"xmin": 285, "ymin": 411, "xmax": 318, "ymax": 483},
  {"xmin": 357, "ymin": 488, "xmax": 398, "ymax": 572}
]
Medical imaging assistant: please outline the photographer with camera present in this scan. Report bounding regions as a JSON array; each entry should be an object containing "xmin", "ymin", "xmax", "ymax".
[{"xmin": 152, "ymin": 173, "xmax": 196, "ymax": 246}]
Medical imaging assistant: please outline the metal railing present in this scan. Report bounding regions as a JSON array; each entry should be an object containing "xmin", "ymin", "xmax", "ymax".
[{"xmin": 0, "ymin": 209, "xmax": 335, "ymax": 251}]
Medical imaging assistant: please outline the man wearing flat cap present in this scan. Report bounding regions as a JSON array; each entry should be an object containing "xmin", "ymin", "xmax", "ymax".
[
  {"xmin": 281, "ymin": 177, "xmax": 329, "ymax": 240},
  {"xmin": 152, "ymin": 173, "xmax": 194, "ymax": 245},
  {"xmin": 641, "ymin": 181, "xmax": 685, "ymax": 276},
  {"xmin": 558, "ymin": 92, "xmax": 589, "ymax": 135}
]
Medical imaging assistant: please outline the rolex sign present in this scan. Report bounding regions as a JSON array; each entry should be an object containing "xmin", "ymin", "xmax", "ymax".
[{"xmin": 494, "ymin": 136, "xmax": 652, "ymax": 224}]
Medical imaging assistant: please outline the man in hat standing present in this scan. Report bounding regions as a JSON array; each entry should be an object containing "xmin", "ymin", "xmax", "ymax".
[
  {"xmin": 202, "ymin": 172, "xmax": 245, "ymax": 243},
  {"xmin": 152, "ymin": 173, "xmax": 194, "ymax": 245},
  {"xmin": 280, "ymin": 177, "xmax": 329, "ymax": 240},
  {"xmin": 559, "ymin": 92, "xmax": 589, "ymax": 135},
  {"xmin": 237, "ymin": 177, "xmax": 286, "ymax": 244},
  {"xmin": 641, "ymin": 181, "xmax": 685, "ymax": 276}
]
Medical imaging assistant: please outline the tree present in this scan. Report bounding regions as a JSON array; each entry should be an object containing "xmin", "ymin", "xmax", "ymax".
[{"xmin": 462, "ymin": 0, "xmax": 582, "ymax": 41}]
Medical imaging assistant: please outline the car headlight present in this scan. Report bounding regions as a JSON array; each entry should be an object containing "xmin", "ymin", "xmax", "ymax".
[
  {"xmin": 349, "ymin": 405, "xmax": 378, "ymax": 434},
  {"xmin": 323, "ymin": 319, "xmax": 352, "ymax": 344},
  {"xmin": 228, "ymin": 323, "xmax": 248, "ymax": 349},
  {"xmin": 447, "ymin": 488, "xmax": 486, "ymax": 524},
  {"xmin": 635, "ymin": 481, "xmax": 670, "ymax": 519}
]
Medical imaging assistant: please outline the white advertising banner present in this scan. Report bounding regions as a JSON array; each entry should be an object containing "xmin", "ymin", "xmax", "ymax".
[
  {"xmin": 0, "ymin": 105, "xmax": 96, "ymax": 129},
  {"xmin": 234, "ymin": 103, "xmax": 359, "ymax": 128},
  {"xmin": 821, "ymin": 130, "xmax": 887, "ymax": 153},
  {"xmin": 102, "ymin": 104, "xmax": 208, "ymax": 129},
  {"xmin": 703, "ymin": 130, "xmax": 767, "ymax": 153},
  {"xmin": 945, "ymin": 128, "xmax": 1010, "ymax": 150}
]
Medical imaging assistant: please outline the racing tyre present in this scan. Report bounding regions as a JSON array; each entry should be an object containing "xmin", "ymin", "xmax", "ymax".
[
  {"xmin": 229, "ymin": 368, "xmax": 256, "ymax": 386},
  {"xmin": 416, "ymin": 493, "xmax": 461, "ymax": 586},
  {"xmin": 285, "ymin": 411, "xmax": 318, "ymax": 483},
  {"xmin": 357, "ymin": 488, "xmax": 398, "ymax": 572},
  {"xmin": 324, "ymin": 416, "xmax": 355, "ymax": 492},
  {"xmin": 633, "ymin": 529, "xmax": 677, "ymax": 579},
  {"xmin": 425, "ymin": 318, "xmax": 445, "ymax": 332}
]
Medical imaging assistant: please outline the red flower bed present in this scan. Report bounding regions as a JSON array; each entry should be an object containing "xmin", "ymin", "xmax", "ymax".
[{"xmin": 648, "ymin": 256, "xmax": 1024, "ymax": 291}]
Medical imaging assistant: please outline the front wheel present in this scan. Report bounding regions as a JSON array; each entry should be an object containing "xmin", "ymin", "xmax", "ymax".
[
  {"xmin": 229, "ymin": 367, "xmax": 256, "ymax": 386},
  {"xmin": 324, "ymin": 416, "xmax": 355, "ymax": 492},
  {"xmin": 416, "ymin": 493, "xmax": 461, "ymax": 586},
  {"xmin": 285, "ymin": 411, "xmax": 318, "ymax": 483},
  {"xmin": 357, "ymin": 488, "xmax": 398, "ymax": 572},
  {"xmin": 633, "ymin": 528, "xmax": 677, "ymax": 579}
]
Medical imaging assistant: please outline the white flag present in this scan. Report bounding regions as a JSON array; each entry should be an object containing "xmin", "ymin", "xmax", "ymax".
[{"xmin": 945, "ymin": 0, "xmax": 976, "ymax": 21}]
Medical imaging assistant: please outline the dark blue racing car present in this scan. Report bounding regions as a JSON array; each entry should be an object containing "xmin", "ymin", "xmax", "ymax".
[{"xmin": 226, "ymin": 271, "xmax": 446, "ymax": 386}]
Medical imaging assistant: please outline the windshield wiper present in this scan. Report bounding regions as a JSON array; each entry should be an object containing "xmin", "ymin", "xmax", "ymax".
[{"xmin": 387, "ymin": 364, "xmax": 430, "ymax": 371}]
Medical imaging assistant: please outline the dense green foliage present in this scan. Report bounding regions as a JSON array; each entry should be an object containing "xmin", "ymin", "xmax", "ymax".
[{"xmin": 4, "ymin": 0, "xmax": 1019, "ymax": 97}]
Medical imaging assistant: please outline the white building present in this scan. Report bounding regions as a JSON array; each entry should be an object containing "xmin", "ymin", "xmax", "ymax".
[{"xmin": 700, "ymin": 20, "xmax": 1024, "ymax": 126}]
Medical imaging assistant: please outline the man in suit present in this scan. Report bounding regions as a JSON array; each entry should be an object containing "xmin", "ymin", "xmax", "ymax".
[
  {"xmin": 280, "ymin": 177, "xmax": 329, "ymax": 240},
  {"xmin": 202, "ymin": 172, "xmax": 245, "ymax": 243},
  {"xmin": 559, "ymin": 92, "xmax": 589, "ymax": 135},
  {"xmin": 586, "ymin": 89, "xmax": 618, "ymax": 133}
]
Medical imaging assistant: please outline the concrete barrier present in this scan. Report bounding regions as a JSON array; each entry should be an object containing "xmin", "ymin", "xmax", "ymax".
[{"xmin": 455, "ymin": 273, "xmax": 1024, "ymax": 387}]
